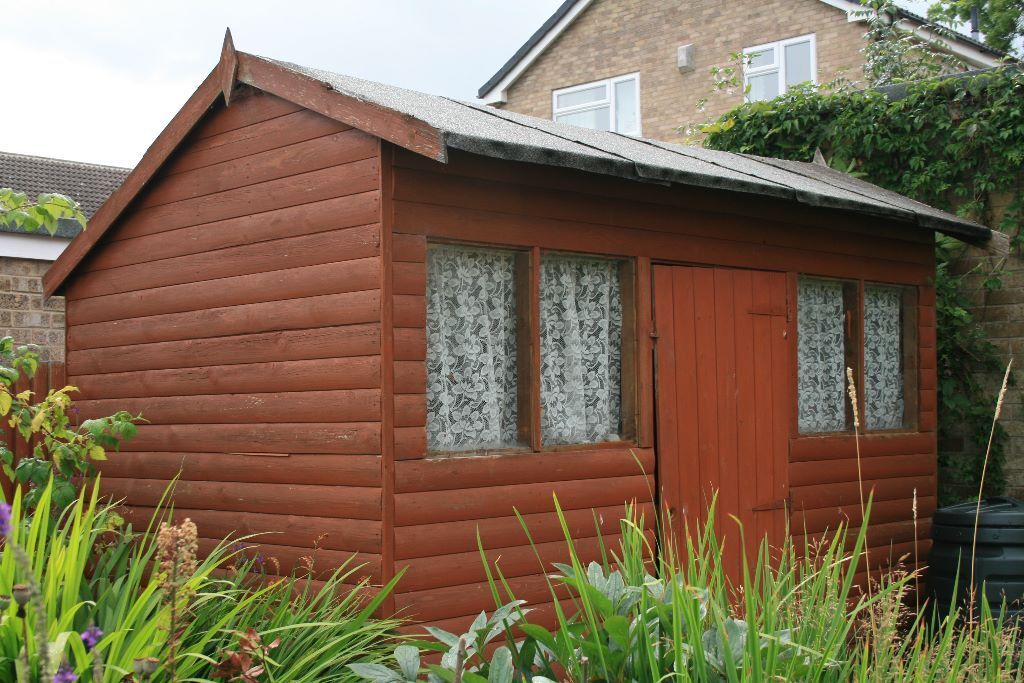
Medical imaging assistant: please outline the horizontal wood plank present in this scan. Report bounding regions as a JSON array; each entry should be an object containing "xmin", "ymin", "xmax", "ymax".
[
  {"xmin": 142, "ymin": 129, "xmax": 377, "ymax": 209},
  {"xmin": 194, "ymin": 537, "xmax": 379, "ymax": 582},
  {"xmin": 100, "ymin": 452, "xmax": 381, "ymax": 487},
  {"xmin": 395, "ymin": 503, "xmax": 655, "ymax": 559},
  {"xmin": 165, "ymin": 109, "xmax": 350, "ymax": 175},
  {"xmin": 68, "ymin": 324, "xmax": 380, "ymax": 375},
  {"xmin": 71, "ymin": 356, "xmax": 381, "ymax": 399},
  {"xmin": 68, "ymin": 290, "xmax": 380, "ymax": 350},
  {"xmin": 790, "ymin": 475, "xmax": 936, "ymax": 511},
  {"xmin": 395, "ymin": 475, "xmax": 654, "ymax": 526},
  {"xmin": 110, "ymin": 158, "xmax": 379, "ymax": 241},
  {"xmin": 119, "ymin": 504, "xmax": 381, "ymax": 553},
  {"xmin": 101, "ymin": 478, "xmax": 381, "ymax": 520},
  {"xmin": 396, "ymin": 448, "xmax": 654, "ymax": 493},
  {"xmin": 69, "ymin": 257, "xmax": 380, "ymax": 325},
  {"xmin": 71, "ymin": 222, "xmax": 380, "ymax": 300},
  {"xmin": 78, "ymin": 389, "xmax": 381, "ymax": 425},
  {"xmin": 122, "ymin": 422, "xmax": 381, "ymax": 455},
  {"xmin": 788, "ymin": 452, "xmax": 935, "ymax": 488},
  {"xmin": 82, "ymin": 192, "xmax": 379, "ymax": 273},
  {"xmin": 789, "ymin": 433, "xmax": 935, "ymax": 462}
]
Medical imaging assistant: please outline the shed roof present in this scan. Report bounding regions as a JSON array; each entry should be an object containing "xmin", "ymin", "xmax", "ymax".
[
  {"xmin": 43, "ymin": 36, "xmax": 996, "ymax": 296},
  {"xmin": 271, "ymin": 55, "xmax": 990, "ymax": 241},
  {"xmin": 0, "ymin": 151, "xmax": 129, "ymax": 238}
]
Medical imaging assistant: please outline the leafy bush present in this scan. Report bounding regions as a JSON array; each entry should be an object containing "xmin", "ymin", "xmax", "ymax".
[
  {"xmin": 0, "ymin": 480, "xmax": 402, "ymax": 681},
  {"xmin": 0, "ymin": 337, "xmax": 142, "ymax": 510},
  {"xmin": 354, "ymin": 499, "xmax": 1023, "ymax": 682}
]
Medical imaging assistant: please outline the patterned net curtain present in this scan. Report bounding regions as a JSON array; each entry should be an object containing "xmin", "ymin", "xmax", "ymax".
[
  {"xmin": 796, "ymin": 278, "xmax": 847, "ymax": 433},
  {"xmin": 540, "ymin": 254, "xmax": 622, "ymax": 445},
  {"xmin": 425, "ymin": 245, "xmax": 518, "ymax": 451},
  {"xmin": 864, "ymin": 285, "xmax": 905, "ymax": 430}
]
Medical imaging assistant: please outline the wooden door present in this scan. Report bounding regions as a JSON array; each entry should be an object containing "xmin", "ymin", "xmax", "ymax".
[{"xmin": 653, "ymin": 264, "xmax": 790, "ymax": 581}]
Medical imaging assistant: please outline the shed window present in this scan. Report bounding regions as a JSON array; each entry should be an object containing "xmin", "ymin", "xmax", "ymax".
[
  {"xmin": 426, "ymin": 245, "xmax": 519, "ymax": 451},
  {"xmin": 553, "ymin": 74, "xmax": 641, "ymax": 135},
  {"xmin": 796, "ymin": 278, "xmax": 853, "ymax": 433},
  {"xmin": 743, "ymin": 34, "xmax": 816, "ymax": 102},
  {"xmin": 540, "ymin": 254, "xmax": 622, "ymax": 445},
  {"xmin": 797, "ymin": 276, "xmax": 917, "ymax": 434},
  {"xmin": 426, "ymin": 244, "xmax": 633, "ymax": 453},
  {"xmin": 864, "ymin": 285, "xmax": 910, "ymax": 430}
]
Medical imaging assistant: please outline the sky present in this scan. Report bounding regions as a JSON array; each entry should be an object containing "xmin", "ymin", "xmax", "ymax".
[
  {"xmin": 3, "ymin": 0, "xmax": 562, "ymax": 167},
  {"xmin": 0, "ymin": 0, "xmax": 972, "ymax": 169}
]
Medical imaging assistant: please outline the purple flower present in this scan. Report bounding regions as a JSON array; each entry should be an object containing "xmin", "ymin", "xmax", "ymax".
[
  {"xmin": 81, "ymin": 625, "xmax": 103, "ymax": 651},
  {"xmin": 0, "ymin": 502, "xmax": 11, "ymax": 537},
  {"xmin": 53, "ymin": 662, "xmax": 77, "ymax": 683}
]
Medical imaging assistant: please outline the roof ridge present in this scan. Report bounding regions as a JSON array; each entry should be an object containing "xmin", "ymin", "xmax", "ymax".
[{"xmin": 0, "ymin": 150, "xmax": 130, "ymax": 172}]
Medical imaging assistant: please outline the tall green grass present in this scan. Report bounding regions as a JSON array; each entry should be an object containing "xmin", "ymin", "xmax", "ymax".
[
  {"xmin": 0, "ymin": 479, "xmax": 402, "ymax": 681},
  {"xmin": 353, "ymin": 497, "xmax": 1023, "ymax": 683}
]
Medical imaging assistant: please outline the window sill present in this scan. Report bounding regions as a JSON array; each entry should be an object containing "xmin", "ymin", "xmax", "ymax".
[{"xmin": 425, "ymin": 440, "xmax": 640, "ymax": 461}]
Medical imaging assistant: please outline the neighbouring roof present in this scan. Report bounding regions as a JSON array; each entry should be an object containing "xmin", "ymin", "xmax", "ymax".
[
  {"xmin": 44, "ymin": 40, "xmax": 995, "ymax": 296},
  {"xmin": 477, "ymin": 0, "xmax": 1007, "ymax": 102},
  {"xmin": 0, "ymin": 151, "xmax": 130, "ymax": 238}
]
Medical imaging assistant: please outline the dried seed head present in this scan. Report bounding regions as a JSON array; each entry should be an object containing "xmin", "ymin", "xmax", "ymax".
[{"xmin": 846, "ymin": 367, "xmax": 860, "ymax": 428}]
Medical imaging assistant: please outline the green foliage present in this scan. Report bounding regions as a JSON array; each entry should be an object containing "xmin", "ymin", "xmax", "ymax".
[
  {"xmin": 929, "ymin": 0, "xmax": 1024, "ymax": 56},
  {"xmin": 357, "ymin": 499, "xmax": 1023, "ymax": 682},
  {"xmin": 858, "ymin": 0, "xmax": 964, "ymax": 86},
  {"xmin": 0, "ymin": 337, "xmax": 143, "ymax": 510},
  {"xmin": 0, "ymin": 480, "xmax": 402, "ymax": 681},
  {"xmin": 0, "ymin": 189, "xmax": 86, "ymax": 237},
  {"xmin": 702, "ymin": 66, "xmax": 1024, "ymax": 499}
]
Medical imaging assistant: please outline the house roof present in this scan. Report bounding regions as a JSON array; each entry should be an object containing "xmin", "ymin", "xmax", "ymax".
[
  {"xmin": 43, "ymin": 35, "xmax": 996, "ymax": 296},
  {"xmin": 0, "ymin": 151, "xmax": 130, "ymax": 238},
  {"xmin": 477, "ymin": 0, "xmax": 1007, "ymax": 102}
]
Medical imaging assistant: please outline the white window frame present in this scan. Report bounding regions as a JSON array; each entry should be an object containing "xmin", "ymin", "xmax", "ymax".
[
  {"xmin": 551, "ymin": 73, "xmax": 641, "ymax": 135},
  {"xmin": 743, "ymin": 33, "xmax": 817, "ymax": 102}
]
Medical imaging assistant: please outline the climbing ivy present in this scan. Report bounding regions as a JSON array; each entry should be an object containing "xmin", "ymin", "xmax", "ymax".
[{"xmin": 701, "ymin": 67, "xmax": 1024, "ymax": 501}]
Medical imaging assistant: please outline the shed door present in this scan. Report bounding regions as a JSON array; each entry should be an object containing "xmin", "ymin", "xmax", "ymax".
[{"xmin": 653, "ymin": 265, "xmax": 790, "ymax": 580}]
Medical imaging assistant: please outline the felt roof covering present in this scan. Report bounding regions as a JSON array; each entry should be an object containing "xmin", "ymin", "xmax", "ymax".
[{"xmin": 44, "ymin": 34, "xmax": 996, "ymax": 296}]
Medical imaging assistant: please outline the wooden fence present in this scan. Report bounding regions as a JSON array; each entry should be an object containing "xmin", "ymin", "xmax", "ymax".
[{"xmin": 0, "ymin": 362, "xmax": 66, "ymax": 501}]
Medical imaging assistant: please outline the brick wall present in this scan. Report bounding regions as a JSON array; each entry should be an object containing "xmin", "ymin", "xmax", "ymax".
[
  {"xmin": 0, "ymin": 257, "xmax": 64, "ymax": 362},
  {"xmin": 946, "ymin": 179, "xmax": 1024, "ymax": 499},
  {"xmin": 500, "ymin": 0, "xmax": 867, "ymax": 142}
]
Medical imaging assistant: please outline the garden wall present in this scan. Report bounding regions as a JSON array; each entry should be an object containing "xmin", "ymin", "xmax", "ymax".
[{"xmin": 952, "ymin": 177, "xmax": 1024, "ymax": 499}]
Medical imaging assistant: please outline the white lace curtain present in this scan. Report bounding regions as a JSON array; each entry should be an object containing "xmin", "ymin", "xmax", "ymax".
[
  {"xmin": 425, "ymin": 245, "xmax": 518, "ymax": 451},
  {"xmin": 797, "ymin": 278, "xmax": 847, "ymax": 433},
  {"xmin": 540, "ymin": 254, "xmax": 622, "ymax": 445},
  {"xmin": 864, "ymin": 285, "xmax": 905, "ymax": 430}
]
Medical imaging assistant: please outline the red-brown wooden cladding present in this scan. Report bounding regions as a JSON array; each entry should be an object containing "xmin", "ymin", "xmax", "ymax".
[
  {"xmin": 55, "ymin": 84, "xmax": 940, "ymax": 631},
  {"xmin": 64, "ymin": 91, "xmax": 386, "ymax": 583}
]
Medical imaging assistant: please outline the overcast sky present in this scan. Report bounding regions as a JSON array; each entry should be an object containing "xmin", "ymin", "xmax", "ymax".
[{"xmin": 3, "ymin": 0, "xmax": 946, "ymax": 168}]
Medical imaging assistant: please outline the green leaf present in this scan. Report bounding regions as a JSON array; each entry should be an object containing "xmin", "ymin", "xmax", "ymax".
[
  {"xmin": 487, "ymin": 647, "xmax": 513, "ymax": 683},
  {"xmin": 348, "ymin": 663, "xmax": 405, "ymax": 683},
  {"xmin": 395, "ymin": 645, "xmax": 421, "ymax": 681}
]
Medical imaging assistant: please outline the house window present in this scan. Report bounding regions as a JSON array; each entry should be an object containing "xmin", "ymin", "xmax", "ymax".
[
  {"xmin": 426, "ymin": 243, "xmax": 633, "ymax": 453},
  {"xmin": 796, "ymin": 276, "xmax": 917, "ymax": 434},
  {"xmin": 552, "ymin": 74, "xmax": 641, "ymax": 135},
  {"xmin": 743, "ymin": 34, "xmax": 816, "ymax": 102}
]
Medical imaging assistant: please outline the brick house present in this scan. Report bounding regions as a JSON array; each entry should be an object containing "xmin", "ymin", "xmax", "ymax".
[
  {"xmin": 479, "ymin": 0, "xmax": 1004, "ymax": 141},
  {"xmin": 0, "ymin": 152, "xmax": 129, "ymax": 360}
]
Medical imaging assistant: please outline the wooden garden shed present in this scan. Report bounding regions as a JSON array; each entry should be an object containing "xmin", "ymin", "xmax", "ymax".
[{"xmin": 44, "ymin": 36, "xmax": 1000, "ymax": 632}]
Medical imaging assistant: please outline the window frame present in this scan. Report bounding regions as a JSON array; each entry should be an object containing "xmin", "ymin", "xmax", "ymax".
[
  {"xmin": 425, "ymin": 240, "xmax": 637, "ymax": 456},
  {"xmin": 743, "ymin": 33, "xmax": 817, "ymax": 103},
  {"xmin": 795, "ymin": 275, "xmax": 918, "ymax": 436},
  {"xmin": 551, "ymin": 73, "xmax": 642, "ymax": 136}
]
